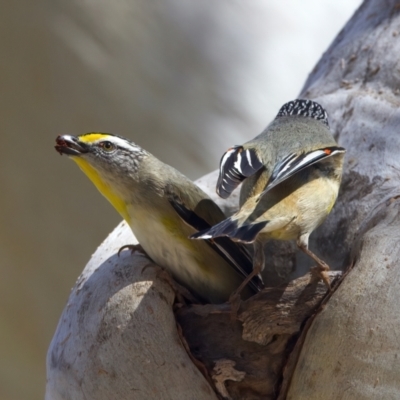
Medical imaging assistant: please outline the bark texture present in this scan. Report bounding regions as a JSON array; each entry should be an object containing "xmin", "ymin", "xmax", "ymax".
[
  {"xmin": 46, "ymin": 1, "xmax": 400, "ymax": 399},
  {"xmin": 46, "ymin": 223, "xmax": 218, "ymax": 400},
  {"xmin": 283, "ymin": 1, "xmax": 400, "ymax": 398},
  {"xmin": 286, "ymin": 203, "xmax": 400, "ymax": 399}
]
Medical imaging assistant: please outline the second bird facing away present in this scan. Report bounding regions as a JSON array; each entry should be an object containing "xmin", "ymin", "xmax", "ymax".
[
  {"xmin": 192, "ymin": 99, "xmax": 345, "ymax": 292},
  {"xmin": 55, "ymin": 132, "xmax": 263, "ymax": 304}
]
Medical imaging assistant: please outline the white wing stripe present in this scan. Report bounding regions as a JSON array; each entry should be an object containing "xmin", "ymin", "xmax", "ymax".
[
  {"xmin": 246, "ymin": 149, "xmax": 253, "ymax": 168},
  {"xmin": 220, "ymin": 148, "xmax": 236, "ymax": 174},
  {"xmin": 233, "ymin": 151, "xmax": 243, "ymax": 173}
]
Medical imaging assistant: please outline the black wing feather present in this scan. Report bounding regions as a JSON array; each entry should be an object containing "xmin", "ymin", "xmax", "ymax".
[
  {"xmin": 260, "ymin": 146, "xmax": 345, "ymax": 197},
  {"xmin": 217, "ymin": 146, "xmax": 263, "ymax": 199},
  {"xmin": 191, "ymin": 217, "xmax": 268, "ymax": 244},
  {"xmin": 169, "ymin": 199, "xmax": 264, "ymax": 292}
]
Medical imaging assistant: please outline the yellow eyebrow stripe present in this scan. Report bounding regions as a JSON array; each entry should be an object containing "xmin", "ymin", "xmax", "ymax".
[{"xmin": 78, "ymin": 133, "xmax": 111, "ymax": 143}]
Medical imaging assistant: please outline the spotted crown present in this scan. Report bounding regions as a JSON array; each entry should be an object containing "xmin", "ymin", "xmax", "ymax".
[{"xmin": 276, "ymin": 99, "xmax": 329, "ymax": 127}]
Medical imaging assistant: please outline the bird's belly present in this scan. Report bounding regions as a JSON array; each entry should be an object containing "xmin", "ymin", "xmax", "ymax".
[
  {"xmin": 296, "ymin": 177, "xmax": 339, "ymax": 232},
  {"xmin": 264, "ymin": 225, "xmax": 299, "ymax": 241},
  {"xmin": 257, "ymin": 216, "xmax": 301, "ymax": 241},
  {"xmin": 128, "ymin": 212, "xmax": 204, "ymax": 275},
  {"xmin": 125, "ymin": 205, "xmax": 242, "ymax": 303},
  {"xmin": 257, "ymin": 175, "xmax": 338, "ymax": 241}
]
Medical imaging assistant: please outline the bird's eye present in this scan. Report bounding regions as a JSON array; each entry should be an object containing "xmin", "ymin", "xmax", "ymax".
[{"xmin": 100, "ymin": 141, "xmax": 115, "ymax": 152}]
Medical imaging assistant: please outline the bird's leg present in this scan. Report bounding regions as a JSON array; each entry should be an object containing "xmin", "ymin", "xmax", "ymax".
[
  {"xmin": 229, "ymin": 239, "xmax": 265, "ymax": 316},
  {"xmin": 297, "ymin": 237, "xmax": 331, "ymax": 290},
  {"xmin": 118, "ymin": 243, "xmax": 148, "ymax": 257}
]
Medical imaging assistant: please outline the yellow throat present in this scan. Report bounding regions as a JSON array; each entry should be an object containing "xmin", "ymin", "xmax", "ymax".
[{"xmin": 70, "ymin": 133, "xmax": 130, "ymax": 221}]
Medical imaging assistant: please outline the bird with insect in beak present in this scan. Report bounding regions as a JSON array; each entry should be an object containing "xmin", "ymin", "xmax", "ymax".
[
  {"xmin": 55, "ymin": 133, "xmax": 264, "ymax": 304},
  {"xmin": 192, "ymin": 99, "xmax": 345, "ymax": 298}
]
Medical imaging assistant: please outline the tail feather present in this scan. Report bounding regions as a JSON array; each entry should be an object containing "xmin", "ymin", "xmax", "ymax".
[
  {"xmin": 190, "ymin": 217, "xmax": 238, "ymax": 239},
  {"xmin": 191, "ymin": 218, "xmax": 268, "ymax": 244},
  {"xmin": 230, "ymin": 221, "xmax": 268, "ymax": 243}
]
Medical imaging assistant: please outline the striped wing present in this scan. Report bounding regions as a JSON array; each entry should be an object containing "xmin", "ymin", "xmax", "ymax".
[
  {"xmin": 169, "ymin": 198, "xmax": 264, "ymax": 293},
  {"xmin": 260, "ymin": 146, "xmax": 345, "ymax": 197},
  {"xmin": 217, "ymin": 146, "xmax": 263, "ymax": 199}
]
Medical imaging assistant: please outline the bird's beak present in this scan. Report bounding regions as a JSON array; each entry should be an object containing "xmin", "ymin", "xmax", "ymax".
[{"xmin": 55, "ymin": 135, "xmax": 89, "ymax": 156}]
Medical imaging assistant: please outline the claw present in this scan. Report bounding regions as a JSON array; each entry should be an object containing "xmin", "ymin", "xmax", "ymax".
[
  {"xmin": 118, "ymin": 243, "xmax": 146, "ymax": 257},
  {"xmin": 310, "ymin": 265, "xmax": 332, "ymax": 291}
]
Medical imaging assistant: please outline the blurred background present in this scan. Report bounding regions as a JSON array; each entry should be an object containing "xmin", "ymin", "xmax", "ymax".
[{"xmin": 1, "ymin": 1, "xmax": 360, "ymax": 399}]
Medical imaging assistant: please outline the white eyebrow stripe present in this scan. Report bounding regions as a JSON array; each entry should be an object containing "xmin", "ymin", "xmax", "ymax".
[{"xmin": 92, "ymin": 136, "xmax": 141, "ymax": 152}]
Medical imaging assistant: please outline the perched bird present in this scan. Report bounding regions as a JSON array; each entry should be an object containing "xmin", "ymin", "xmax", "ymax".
[
  {"xmin": 55, "ymin": 133, "xmax": 263, "ymax": 304},
  {"xmin": 192, "ymin": 99, "xmax": 345, "ymax": 293}
]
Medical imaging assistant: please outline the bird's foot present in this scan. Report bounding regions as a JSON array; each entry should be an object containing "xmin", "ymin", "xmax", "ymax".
[
  {"xmin": 118, "ymin": 243, "xmax": 147, "ymax": 257},
  {"xmin": 310, "ymin": 263, "xmax": 331, "ymax": 291},
  {"xmin": 228, "ymin": 290, "xmax": 243, "ymax": 322},
  {"xmin": 297, "ymin": 241, "xmax": 332, "ymax": 290}
]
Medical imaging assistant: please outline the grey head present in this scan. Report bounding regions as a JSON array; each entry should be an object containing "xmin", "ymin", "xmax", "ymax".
[{"xmin": 55, "ymin": 132, "xmax": 146, "ymax": 183}]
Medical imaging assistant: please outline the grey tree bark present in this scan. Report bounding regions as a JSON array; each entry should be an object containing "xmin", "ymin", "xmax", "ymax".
[
  {"xmin": 46, "ymin": 1, "xmax": 400, "ymax": 399},
  {"xmin": 285, "ymin": 1, "xmax": 400, "ymax": 398}
]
